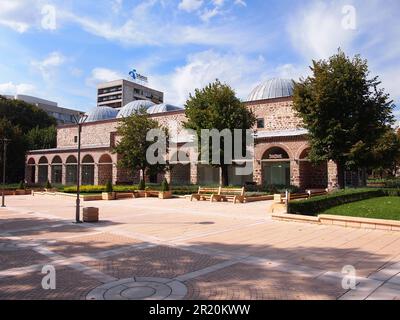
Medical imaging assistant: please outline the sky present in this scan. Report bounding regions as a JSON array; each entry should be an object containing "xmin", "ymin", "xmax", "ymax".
[{"xmin": 0, "ymin": 0, "xmax": 399, "ymax": 124}]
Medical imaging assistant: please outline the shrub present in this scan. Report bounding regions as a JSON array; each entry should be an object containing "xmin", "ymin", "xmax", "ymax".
[
  {"xmin": 138, "ymin": 179, "xmax": 145, "ymax": 191},
  {"xmin": 105, "ymin": 180, "xmax": 113, "ymax": 193},
  {"xmin": 263, "ymin": 184, "xmax": 301, "ymax": 194},
  {"xmin": 161, "ymin": 179, "xmax": 170, "ymax": 192},
  {"xmin": 18, "ymin": 180, "xmax": 25, "ymax": 190},
  {"xmin": 288, "ymin": 188, "xmax": 384, "ymax": 216},
  {"xmin": 45, "ymin": 180, "xmax": 52, "ymax": 189}
]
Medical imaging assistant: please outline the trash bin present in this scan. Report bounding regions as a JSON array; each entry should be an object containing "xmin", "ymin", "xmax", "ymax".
[{"xmin": 83, "ymin": 207, "xmax": 99, "ymax": 222}]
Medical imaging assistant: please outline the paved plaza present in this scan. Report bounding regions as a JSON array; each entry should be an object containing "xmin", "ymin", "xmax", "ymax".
[{"xmin": 1, "ymin": 195, "xmax": 400, "ymax": 300}]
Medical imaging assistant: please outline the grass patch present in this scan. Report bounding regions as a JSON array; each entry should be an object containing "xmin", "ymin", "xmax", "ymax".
[{"xmin": 322, "ymin": 197, "xmax": 400, "ymax": 220}]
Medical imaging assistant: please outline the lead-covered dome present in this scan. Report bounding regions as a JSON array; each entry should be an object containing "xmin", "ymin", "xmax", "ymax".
[
  {"xmin": 117, "ymin": 100, "xmax": 155, "ymax": 118},
  {"xmin": 147, "ymin": 103, "xmax": 182, "ymax": 114},
  {"xmin": 85, "ymin": 106, "xmax": 118, "ymax": 122},
  {"xmin": 247, "ymin": 78, "xmax": 294, "ymax": 101}
]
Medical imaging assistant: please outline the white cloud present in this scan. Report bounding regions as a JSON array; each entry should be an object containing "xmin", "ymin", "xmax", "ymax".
[
  {"xmin": 178, "ymin": 0, "xmax": 203, "ymax": 12},
  {"xmin": 0, "ymin": 82, "xmax": 36, "ymax": 95},
  {"xmin": 86, "ymin": 68, "xmax": 124, "ymax": 86},
  {"xmin": 31, "ymin": 51, "xmax": 65, "ymax": 80},
  {"xmin": 0, "ymin": 0, "xmax": 51, "ymax": 33},
  {"xmin": 149, "ymin": 50, "xmax": 267, "ymax": 105},
  {"xmin": 200, "ymin": 7, "xmax": 220, "ymax": 22},
  {"xmin": 234, "ymin": 0, "xmax": 246, "ymax": 7},
  {"xmin": 287, "ymin": 1, "xmax": 355, "ymax": 60}
]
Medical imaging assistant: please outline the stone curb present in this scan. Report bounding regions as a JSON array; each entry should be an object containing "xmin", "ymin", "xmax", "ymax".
[{"xmin": 272, "ymin": 213, "xmax": 400, "ymax": 231}]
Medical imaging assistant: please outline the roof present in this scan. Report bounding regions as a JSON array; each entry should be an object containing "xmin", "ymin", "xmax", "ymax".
[
  {"xmin": 85, "ymin": 106, "xmax": 119, "ymax": 122},
  {"xmin": 247, "ymin": 78, "xmax": 294, "ymax": 102},
  {"xmin": 116, "ymin": 100, "xmax": 155, "ymax": 118}
]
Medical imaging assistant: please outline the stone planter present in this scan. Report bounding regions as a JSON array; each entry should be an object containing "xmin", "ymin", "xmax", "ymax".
[
  {"xmin": 15, "ymin": 189, "xmax": 27, "ymax": 195},
  {"xmin": 158, "ymin": 191, "xmax": 172, "ymax": 199},
  {"xmin": 83, "ymin": 207, "xmax": 99, "ymax": 222},
  {"xmin": 102, "ymin": 192, "xmax": 116, "ymax": 200},
  {"xmin": 133, "ymin": 191, "xmax": 146, "ymax": 198},
  {"xmin": 44, "ymin": 188, "xmax": 57, "ymax": 192}
]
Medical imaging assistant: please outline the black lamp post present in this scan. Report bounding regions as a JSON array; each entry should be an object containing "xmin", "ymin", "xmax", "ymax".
[
  {"xmin": 1, "ymin": 138, "xmax": 10, "ymax": 207},
  {"xmin": 72, "ymin": 114, "xmax": 87, "ymax": 223}
]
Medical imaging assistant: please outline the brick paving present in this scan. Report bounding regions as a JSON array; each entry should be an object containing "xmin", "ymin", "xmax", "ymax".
[{"xmin": 0, "ymin": 195, "xmax": 400, "ymax": 300}]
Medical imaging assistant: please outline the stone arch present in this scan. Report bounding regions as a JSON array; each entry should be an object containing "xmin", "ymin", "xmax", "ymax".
[
  {"xmin": 261, "ymin": 146, "xmax": 291, "ymax": 187},
  {"xmin": 38, "ymin": 156, "xmax": 49, "ymax": 183},
  {"xmin": 81, "ymin": 154, "xmax": 95, "ymax": 185},
  {"xmin": 297, "ymin": 147, "xmax": 328, "ymax": 189},
  {"xmin": 51, "ymin": 155, "xmax": 62, "ymax": 184},
  {"xmin": 66, "ymin": 155, "xmax": 78, "ymax": 185},
  {"xmin": 258, "ymin": 143, "xmax": 293, "ymax": 161},
  {"xmin": 169, "ymin": 151, "xmax": 190, "ymax": 185},
  {"xmin": 98, "ymin": 154, "xmax": 113, "ymax": 185},
  {"xmin": 26, "ymin": 158, "xmax": 36, "ymax": 184},
  {"xmin": 51, "ymin": 155, "xmax": 62, "ymax": 163}
]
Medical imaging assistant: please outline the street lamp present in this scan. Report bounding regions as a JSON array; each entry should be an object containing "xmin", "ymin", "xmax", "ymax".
[
  {"xmin": 1, "ymin": 138, "xmax": 10, "ymax": 207},
  {"xmin": 72, "ymin": 113, "xmax": 88, "ymax": 223}
]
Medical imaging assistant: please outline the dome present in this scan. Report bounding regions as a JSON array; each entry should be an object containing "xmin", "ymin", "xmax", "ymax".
[
  {"xmin": 147, "ymin": 103, "xmax": 182, "ymax": 114},
  {"xmin": 85, "ymin": 106, "xmax": 118, "ymax": 122},
  {"xmin": 116, "ymin": 100, "xmax": 155, "ymax": 118},
  {"xmin": 247, "ymin": 78, "xmax": 294, "ymax": 101}
]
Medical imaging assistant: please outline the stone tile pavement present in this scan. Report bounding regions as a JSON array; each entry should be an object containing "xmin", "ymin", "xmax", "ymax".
[{"xmin": 0, "ymin": 194, "xmax": 400, "ymax": 300}]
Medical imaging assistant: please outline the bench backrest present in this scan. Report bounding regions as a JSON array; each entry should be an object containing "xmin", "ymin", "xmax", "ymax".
[
  {"xmin": 219, "ymin": 187, "xmax": 245, "ymax": 196},
  {"xmin": 198, "ymin": 187, "xmax": 220, "ymax": 194}
]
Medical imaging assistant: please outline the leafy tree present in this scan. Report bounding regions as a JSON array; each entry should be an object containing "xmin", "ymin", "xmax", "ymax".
[
  {"xmin": 0, "ymin": 96, "xmax": 58, "ymax": 182},
  {"xmin": 26, "ymin": 126, "xmax": 57, "ymax": 150},
  {"xmin": 113, "ymin": 108, "xmax": 167, "ymax": 188},
  {"xmin": 293, "ymin": 50, "xmax": 394, "ymax": 188},
  {"xmin": 0, "ymin": 95, "xmax": 56, "ymax": 132},
  {"xmin": 370, "ymin": 127, "xmax": 400, "ymax": 177},
  {"xmin": 0, "ymin": 118, "xmax": 28, "ymax": 183},
  {"xmin": 184, "ymin": 80, "xmax": 256, "ymax": 186}
]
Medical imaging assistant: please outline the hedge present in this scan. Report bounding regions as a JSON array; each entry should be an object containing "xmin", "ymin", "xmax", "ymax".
[{"xmin": 288, "ymin": 188, "xmax": 385, "ymax": 216}]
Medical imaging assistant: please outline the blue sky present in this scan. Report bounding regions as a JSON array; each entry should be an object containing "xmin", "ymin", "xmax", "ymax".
[{"xmin": 0, "ymin": 0, "xmax": 399, "ymax": 123}]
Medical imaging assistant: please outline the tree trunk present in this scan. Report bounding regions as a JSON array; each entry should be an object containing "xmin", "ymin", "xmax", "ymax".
[{"xmin": 221, "ymin": 165, "xmax": 229, "ymax": 186}]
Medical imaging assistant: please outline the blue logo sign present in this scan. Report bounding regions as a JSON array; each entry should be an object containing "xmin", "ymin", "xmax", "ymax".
[{"xmin": 129, "ymin": 69, "xmax": 148, "ymax": 83}]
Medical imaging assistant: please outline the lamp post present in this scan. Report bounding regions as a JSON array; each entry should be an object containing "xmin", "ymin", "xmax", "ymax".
[
  {"xmin": 1, "ymin": 138, "xmax": 10, "ymax": 207},
  {"xmin": 72, "ymin": 114, "xmax": 87, "ymax": 223}
]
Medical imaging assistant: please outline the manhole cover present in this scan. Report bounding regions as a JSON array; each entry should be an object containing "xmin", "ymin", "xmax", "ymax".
[{"xmin": 86, "ymin": 277, "xmax": 187, "ymax": 300}]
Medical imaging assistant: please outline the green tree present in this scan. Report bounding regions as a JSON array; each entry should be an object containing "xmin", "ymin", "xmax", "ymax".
[
  {"xmin": 370, "ymin": 127, "xmax": 400, "ymax": 177},
  {"xmin": 0, "ymin": 95, "xmax": 56, "ymax": 132},
  {"xmin": 26, "ymin": 126, "xmax": 57, "ymax": 150},
  {"xmin": 0, "ymin": 118, "xmax": 28, "ymax": 183},
  {"xmin": 113, "ymin": 108, "xmax": 167, "ymax": 188},
  {"xmin": 184, "ymin": 80, "xmax": 256, "ymax": 186},
  {"xmin": 293, "ymin": 50, "xmax": 394, "ymax": 188}
]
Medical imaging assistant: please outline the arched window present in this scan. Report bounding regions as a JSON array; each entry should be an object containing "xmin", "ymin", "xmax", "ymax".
[
  {"xmin": 262, "ymin": 147, "xmax": 290, "ymax": 187},
  {"xmin": 51, "ymin": 156, "xmax": 62, "ymax": 184},
  {"xmin": 81, "ymin": 155, "xmax": 95, "ymax": 185},
  {"xmin": 38, "ymin": 156, "xmax": 49, "ymax": 183},
  {"xmin": 66, "ymin": 155, "xmax": 78, "ymax": 185}
]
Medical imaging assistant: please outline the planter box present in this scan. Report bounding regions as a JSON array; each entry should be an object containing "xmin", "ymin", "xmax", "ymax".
[
  {"xmin": 133, "ymin": 191, "xmax": 146, "ymax": 198},
  {"xmin": 83, "ymin": 207, "xmax": 99, "ymax": 222},
  {"xmin": 102, "ymin": 192, "xmax": 116, "ymax": 200},
  {"xmin": 158, "ymin": 191, "xmax": 172, "ymax": 199},
  {"xmin": 15, "ymin": 189, "xmax": 27, "ymax": 195}
]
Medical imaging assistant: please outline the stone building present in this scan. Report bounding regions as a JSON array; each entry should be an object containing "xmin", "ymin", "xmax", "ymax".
[{"xmin": 26, "ymin": 78, "xmax": 339, "ymax": 189}]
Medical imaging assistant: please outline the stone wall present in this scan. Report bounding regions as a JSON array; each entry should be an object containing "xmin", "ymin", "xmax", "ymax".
[{"xmin": 245, "ymin": 97, "xmax": 303, "ymax": 132}]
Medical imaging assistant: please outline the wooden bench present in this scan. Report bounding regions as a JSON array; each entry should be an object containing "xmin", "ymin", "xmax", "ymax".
[
  {"xmin": 306, "ymin": 188, "xmax": 328, "ymax": 197},
  {"xmin": 214, "ymin": 187, "xmax": 245, "ymax": 204},
  {"xmin": 190, "ymin": 187, "xmax": 220, "ymax": 202}
]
